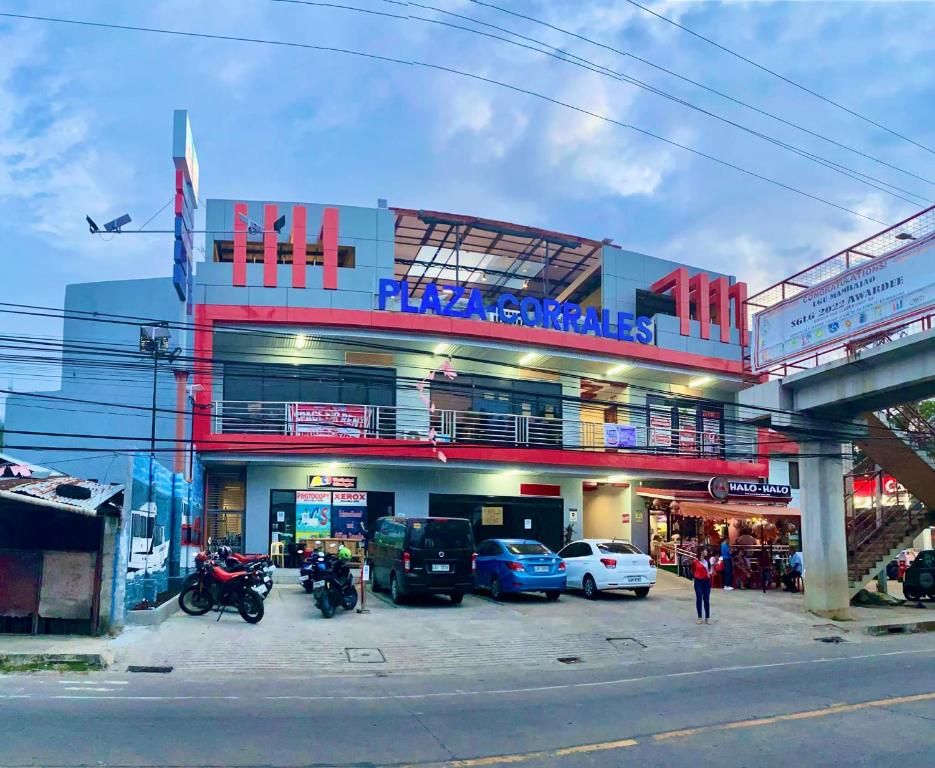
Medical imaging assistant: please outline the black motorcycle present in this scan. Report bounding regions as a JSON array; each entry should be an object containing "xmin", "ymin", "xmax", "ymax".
[
  {"xmin": 308, "ymin": 552, "xmax": 358, "ymax": 618},
  {"xmin": 178, "ymin": 552, "xmax": 266, "ymax": 623}
]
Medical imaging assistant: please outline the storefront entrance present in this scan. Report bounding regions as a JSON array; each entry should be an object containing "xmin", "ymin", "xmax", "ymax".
[{"xmin": 429, "ymin": 494, "xmax": 564, "ymax": 553}]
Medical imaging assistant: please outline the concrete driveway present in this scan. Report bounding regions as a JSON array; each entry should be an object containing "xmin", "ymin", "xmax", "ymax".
[{"xmin": 108, "ymin": 569, "xmax": 891, "ymax": 678}]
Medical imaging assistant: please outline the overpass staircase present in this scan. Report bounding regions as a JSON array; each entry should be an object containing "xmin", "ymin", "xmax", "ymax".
[{"xmin": 845, "ymin": 405, "xmax": 935, "ymax": 598}]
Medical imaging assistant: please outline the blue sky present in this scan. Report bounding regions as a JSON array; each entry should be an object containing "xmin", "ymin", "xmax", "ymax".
[{"xmin": 0, "ymin": 0, "xmax": 933, "ymax": 377}]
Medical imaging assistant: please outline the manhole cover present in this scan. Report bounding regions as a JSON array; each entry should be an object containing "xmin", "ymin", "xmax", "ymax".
[
  {"xmin": 557, "ymin": 656, "xmax": 582, "ymax": 664},
  {"xmin": 346, "ymin": 648, "xmax": 386, "ymax": 663},
  {"xmin": 127, "ymin": 665, "xmax": 173, "ymax": 673},
  {"xmin": 607, "ymin": 637, "xmax": 646, "ymax": 650},
  {"xmin": 814, "ymin": 636, "xmax": 847, "ymax": 644}
]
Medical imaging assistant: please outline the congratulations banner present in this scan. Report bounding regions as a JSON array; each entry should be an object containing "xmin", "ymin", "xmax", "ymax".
[{"xmin": 753, "ymin": 239, "xmax": 935, "ymax": 371}]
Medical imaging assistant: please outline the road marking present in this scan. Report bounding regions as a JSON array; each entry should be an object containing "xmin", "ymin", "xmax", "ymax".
[
  {"xmin": 11, "ymin": 646, "xmax": 933, "ymax": 703},
  {"xmin": 62, "ymin": 687, "xmax": 116, "ymax": 692},
  {"xmin": 401, "ymin": 691, "xmax": 935, "ymax": 767},
  {"xmin": 58, "ymin": 680, "xmax": 128, "ymax": 686}
]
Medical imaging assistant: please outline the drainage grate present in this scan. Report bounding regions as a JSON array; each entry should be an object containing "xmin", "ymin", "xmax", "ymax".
[
  {"xmin": 887, "ymin": 625, "xmax": 908, "ymax": 634},
  {"xmin": 607, "ymin": 637, "xmax": 646, "ymax": 650},
  {"xmin": 127, "ymin": 665, "xmax": 173, "ymax": 673},
  {"xmin": 814, "ymin": 636, "xmax": 847, "ymax": 644},
  {"xmin": 346, "ymin": 648, "xmax": 386, "ymax": 663},
  {"xmin": 557, "ymin": 656, "xmax": 582, "ymax": 664}
]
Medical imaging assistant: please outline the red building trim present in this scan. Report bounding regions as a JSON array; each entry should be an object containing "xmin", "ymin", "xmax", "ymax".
[
  {"xmin": 263, "ymin": 204, "xmax": 277, "ymax": 287},
  {"xmin": 320, "ymin": 207, "xmax": 339, "ymax": 290},
  {"xmin": 197, "ymin": 304, "xmax": 746, "ymax": 375},
  {"xmin": 191, "ymin": 303, "xmax": 764, "ymax": 475},
  {"xmin": 729, "ymin": 282, "xmax": 749, "ymax": 347},
  {"xmin": 193, "ymin": 434, "xmax": 767, "ymax": 477},
  {"xmin": 520, "ymin": 483, "xmax": 562, "ymax": 496},
  {"xmin": 650, "ymin": 267, "xmax": 690, "ymax": 336},
  {"xmin": 292, "ymin": 205, "xmax": 307, "ymax": 289},
  {"xmin": 709, "ymin": 277, "xmax": 731, "ymax": 343},
  {"xmin": 688, "ymin": 273, "xmax": 710, "ymax": 340},
  {"xmin": 233, "ymin": 203, "xmax": 247, "ymax": 287}
]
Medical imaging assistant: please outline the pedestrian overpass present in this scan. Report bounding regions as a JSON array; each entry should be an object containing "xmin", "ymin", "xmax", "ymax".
[{"xmin": 740, "ymin": 208, "xmax": 935, "ymax": 618}]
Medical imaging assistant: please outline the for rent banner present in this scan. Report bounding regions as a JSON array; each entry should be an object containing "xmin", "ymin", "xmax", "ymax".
[
  {"xmin": 288, "ymin": 403, "xmax": 369, "ymax": 437},
  {"xmin": 296, "ymin": 490, "xmax": 332, "ymax": 539},
  {"xmin": 332, "ymin": 491, "xmax": 367, "ymax": 538},
  {"xmin": 753, "ymin": 238, "xmax": 935, "ymax": 371}
]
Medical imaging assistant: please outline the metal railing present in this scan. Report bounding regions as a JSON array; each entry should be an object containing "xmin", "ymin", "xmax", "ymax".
[{"xmin": 209, "ymin": 400, "xmax": 761, "ymax": 461}]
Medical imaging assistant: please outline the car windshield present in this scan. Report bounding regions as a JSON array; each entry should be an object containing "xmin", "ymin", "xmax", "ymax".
[
  {"xmin": 597, "ymin": 542, "xmax": 641, "ymax": 555},
  {"xmin": 408, "ymin": 520, "xmax": 473, "ymax": 549},
  {"xmin": 504, "ymin": 542, "xmax": 551, "ymax": 555}
]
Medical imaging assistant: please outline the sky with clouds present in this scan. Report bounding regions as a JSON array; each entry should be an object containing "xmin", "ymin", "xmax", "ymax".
[{"xmin": 0, "ymin": 0, "xmax": 933, "ymax": 373}]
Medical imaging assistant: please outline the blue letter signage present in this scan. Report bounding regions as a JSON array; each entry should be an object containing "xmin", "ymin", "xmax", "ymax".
[{"xmin": 376, "ymin": 279, "xmax": 654, "ymax": 345}]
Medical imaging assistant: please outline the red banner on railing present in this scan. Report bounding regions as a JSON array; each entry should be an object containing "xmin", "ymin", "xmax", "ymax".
[{"xmin": 288, "ymin": 403, "xmax": 369, "ymax": 437}]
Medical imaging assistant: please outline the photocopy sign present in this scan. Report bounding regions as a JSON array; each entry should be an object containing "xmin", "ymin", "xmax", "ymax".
[{"xmin": 753, "ymin": 239, "xmax": 935, "ymax": 371}]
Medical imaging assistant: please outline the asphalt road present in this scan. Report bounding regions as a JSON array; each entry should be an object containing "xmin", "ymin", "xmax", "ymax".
[{"xmin": 1, "ymin": 633, "xmax": 934, "ymax": 767}]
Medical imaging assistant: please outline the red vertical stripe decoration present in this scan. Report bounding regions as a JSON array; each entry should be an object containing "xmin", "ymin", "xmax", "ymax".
[
  {"xmin": 233, "ymin": 202, "xmax": 247, "ymax": 286},
  {"xmin": 174, "ymin": 170, "xmax": 185, "ymax": 216},
  {"xmin": 650, "ymin": 267, "xmax": 690, "ymax": 336},
  {"xmin": 729, "ymin": 282, "xmax": 749, "ymax": 347},
  {"xmin": 292, "ymin": 205, "xmax": 307, "ymax": 289},
  {"xmin": 689, "ymin": 273, "xmax": 711, "ymax": 340},
  {"xmin": 263, "ymin": 204, "xmax": 278, "ymax": 288},
  {"xmin": 321, "ymin": 207, "xmax": 339, "ymax": 290},
  {"xmin": 709, "ymin": 277, "xmax": 731, "ymax": 343}
]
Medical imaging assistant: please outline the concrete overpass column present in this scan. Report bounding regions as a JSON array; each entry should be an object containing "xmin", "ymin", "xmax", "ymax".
[{"xmin": 800, "ymin": 439, "xmax": 850, "ymax": 619}]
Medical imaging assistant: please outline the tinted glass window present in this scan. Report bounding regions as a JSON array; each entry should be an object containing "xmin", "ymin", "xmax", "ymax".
[
  {"xmin": 598, "ymin": 542, "xmax": 641, "ymax": 555},
  {"xmin": 559, "ymin": 543, "xmax": 588, "ymax": 558},
  {"xmin": 505, "ymin": 542, "xmax": 551, "ymax": 555},
  {"xmin": 408, "ymin": 519, "xmax": 473, "ymax": 549},
  {"xmin": 478, "ymin": 541, "xmax": 500, "ymax": 556}
]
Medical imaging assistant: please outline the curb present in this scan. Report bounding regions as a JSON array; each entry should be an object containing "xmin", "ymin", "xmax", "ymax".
[
  {"xmin": 126, "ymin": 596, "xmax": 180, "ymax": 627},
  {"xmin": 0, "ymin": 652, "xmax": 112, "ymax": 672},
  {"xmin": 863, "ymin": 619, "xmax": 935, "ymax": 636}
]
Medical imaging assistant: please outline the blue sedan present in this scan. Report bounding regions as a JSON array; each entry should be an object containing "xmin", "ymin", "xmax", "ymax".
[{"xmin": 474, "ymin": 539, "xmax": 566, "ymax": 600}]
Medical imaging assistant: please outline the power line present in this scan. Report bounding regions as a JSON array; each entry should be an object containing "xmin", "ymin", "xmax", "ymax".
[
  {"xmin": 621, "ymin": 0, "xmax": 935, "ymax": 157},
  {"xmin": 0, "ymin": 10, "xmax": 890, "ymax": 224},
  {"xmin": 452, "ymin": 0, "xmax": 935, "ymax": 189},
  {"xmin": 271, "ymin": 0, "xmax": 927, "ymax": 207}
]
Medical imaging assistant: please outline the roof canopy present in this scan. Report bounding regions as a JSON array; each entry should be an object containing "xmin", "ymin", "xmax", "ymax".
[
  {"xmin": 677, "ymin": 501, "xmax": 800, "ymax": 521},
  {"xmin": 0, "ymin": 477, "xmax": 124, "ymax": 517},
  {"xmin": 392, "ymin": 208, "xmax": 606, "ymax": 302}
]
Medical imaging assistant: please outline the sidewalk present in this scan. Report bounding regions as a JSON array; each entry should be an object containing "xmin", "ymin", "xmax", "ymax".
[{"xmin": 3, "ymin": 571, "xmax": 931, "ymax": 677}]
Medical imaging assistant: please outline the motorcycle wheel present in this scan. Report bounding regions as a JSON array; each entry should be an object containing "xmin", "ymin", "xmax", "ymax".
[
  {"xmin": 238, "ymin": 590, "xmax": 265, "ymax": 624},
  {"xmin": 342, "ymin": 588, "xmax": 358, "ymax": 611},
  {"xmin": 319, "ymin": 591, "xmax": 336, "ymax": 619},
  {"xmin": 178, "ymin": 585, "xmax": 213, "ymax": 616}
]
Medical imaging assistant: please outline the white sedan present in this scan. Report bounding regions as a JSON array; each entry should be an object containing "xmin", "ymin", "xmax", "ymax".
[{"xmin": 557, "ymin": 539, "xmax": 657, "ymax": 599}]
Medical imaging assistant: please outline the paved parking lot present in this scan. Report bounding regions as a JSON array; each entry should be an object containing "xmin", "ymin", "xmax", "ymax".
[{"xmin": 109, "ymin": 570, "xmax": 894, "ymax": 678}]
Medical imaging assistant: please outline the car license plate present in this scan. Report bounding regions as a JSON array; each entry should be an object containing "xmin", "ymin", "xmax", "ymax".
[
  {"xmin": 299, "ymin": 574, "xmax": 309, "ymax": 581},
  {"xmin": 627, "ymin": 576, "xmax": 642, "ymax": 584},
  {"xmin": 431, "ymin": 564, "xmax": 450, "ymax": 572},
  {"xmin": 312, "ymin": 580, "xmax": 326, "ymax": 589},
  {"xmin": 534, "ymin": 566, "xmax": 549, "ymax": 573}
]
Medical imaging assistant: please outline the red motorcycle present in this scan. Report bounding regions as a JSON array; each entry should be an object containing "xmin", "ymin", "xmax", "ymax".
[{"xmin": 178, "ymin": 552, "xmax": 266, "ymax": 623}]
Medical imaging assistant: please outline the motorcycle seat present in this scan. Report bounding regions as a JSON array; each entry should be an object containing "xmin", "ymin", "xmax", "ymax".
[{"xmin": 212, "ymin": 566, "xmax": 247, "ymax": 582}]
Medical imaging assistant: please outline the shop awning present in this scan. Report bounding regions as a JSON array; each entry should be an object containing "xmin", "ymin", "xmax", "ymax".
[{"xmin": 677, "ymin": 501, "xmax": 799, "ymax": 521}]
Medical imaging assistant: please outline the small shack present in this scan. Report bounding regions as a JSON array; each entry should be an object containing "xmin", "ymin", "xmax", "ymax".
[{"xmin": 0, "ymin": 475, "xmax": 124, "ymax": 636}]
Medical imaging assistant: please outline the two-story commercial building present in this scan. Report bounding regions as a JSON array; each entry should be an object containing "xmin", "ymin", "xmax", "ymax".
[{"xmin": 4, "ymin": 112, "xmax": 772, "ymax": 559}]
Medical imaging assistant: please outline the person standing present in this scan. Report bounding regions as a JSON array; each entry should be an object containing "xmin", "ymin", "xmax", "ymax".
[
  {"xmin": 693, "ymin": 548, "xmax": 712, "ymax": 624},
  {"xmin": 758, "ymin": 545, "xmax": 773, "ymax": 593},
  {"xmin": 720, "ymin": 536, "xmax": 734, "ymax": 591}
]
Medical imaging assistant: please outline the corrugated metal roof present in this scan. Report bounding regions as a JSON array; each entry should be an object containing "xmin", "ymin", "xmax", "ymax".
[{"xmin": 0, "ymin": 476, "xmax": 124, "ymax": 516}]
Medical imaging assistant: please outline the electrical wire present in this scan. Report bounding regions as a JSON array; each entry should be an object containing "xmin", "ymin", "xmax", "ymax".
[
  {"xmin": 423, "ymin": 0, "xmax": 935, "ymax": 190},
  {"xmin": 0, "ymin": 10, "xmax": 891, "ymax": 224},
  {"xmin": 620, "ymin": 0, "xmax": 935, "ymax": 157}
]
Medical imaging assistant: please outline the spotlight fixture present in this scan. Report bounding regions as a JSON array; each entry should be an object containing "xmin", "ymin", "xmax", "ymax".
[
  {"xmin": 273, "ymin": 214, "xmax": 286, "ymax": 234},
  {"xmin": 86, "ymin": 216, "xmax": 100, "ymax": 234},
  {"xmin": 607, "ymin": 363, "xmax": 631, "ymax": 376},
  {"xmin": 688, "ymin": 375, "xmax": 714, "ymax": 388}
]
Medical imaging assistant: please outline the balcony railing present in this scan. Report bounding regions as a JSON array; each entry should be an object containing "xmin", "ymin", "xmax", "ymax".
[{"xmin": 210, "ymin": 400, "xmax": 760, "ymax": 462}]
